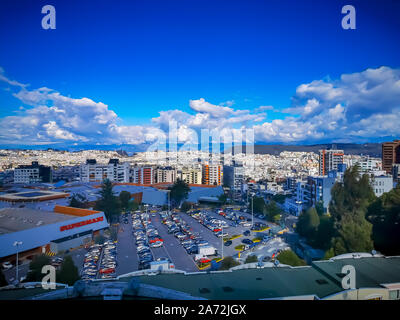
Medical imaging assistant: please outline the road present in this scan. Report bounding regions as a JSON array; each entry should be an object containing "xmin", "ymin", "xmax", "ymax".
[
  {"xmin": 151, "ymin": 214, "xmax": 198, "ymax": 272},
  {"xmin": 115, "ymin": 214, "xmax": 139, "ymax": 276}
]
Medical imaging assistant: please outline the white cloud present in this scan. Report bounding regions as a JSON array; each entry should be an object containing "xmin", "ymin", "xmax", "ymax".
[{"xmin": 1, "ymin": 66, "xmax": 400, "ymax": 146}]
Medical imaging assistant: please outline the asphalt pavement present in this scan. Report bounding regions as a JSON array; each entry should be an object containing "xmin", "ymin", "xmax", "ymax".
[{"xmin": 116, "ymin": 214, "xmax": 139, "ymax": 276}]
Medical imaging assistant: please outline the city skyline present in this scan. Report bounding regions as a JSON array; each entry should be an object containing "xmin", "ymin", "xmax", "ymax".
[{"xmin": 1, "ymin": 0, "xmax": 400, "ymax": 149}]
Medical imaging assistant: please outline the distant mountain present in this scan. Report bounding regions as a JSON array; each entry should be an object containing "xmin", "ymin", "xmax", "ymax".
[
  {"xmin": 247, "ymin": 143, "xmax": 382, "ymax": 157},
  {"xmin": 0, "ymin": 142, "xmax": 383, "ymax": 157}
]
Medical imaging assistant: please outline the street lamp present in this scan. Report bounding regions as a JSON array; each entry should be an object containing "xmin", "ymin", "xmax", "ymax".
[
  {"xmin": 167, "ymin": 190, "xmax": 171, "ymax": 215},
  {"xmin": 251, "ymin": 193, "xmax": 254, "ymax": 228},
  {"xmin": 221, "ymin": 224, "xmax": 224, "ymax": 260},
  {"xmin": 13, "ymin": 241, "xmax": 22, "ymax": 285}
]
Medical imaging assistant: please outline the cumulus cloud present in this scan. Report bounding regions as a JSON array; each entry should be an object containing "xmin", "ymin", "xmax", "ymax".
[
  {"xmin": 253, "ymin": 66, "xmax": 400, "ymax": 143},
  {"xmin": 1, "ymin": 66, "xmax": 400, "ymax": 146}
]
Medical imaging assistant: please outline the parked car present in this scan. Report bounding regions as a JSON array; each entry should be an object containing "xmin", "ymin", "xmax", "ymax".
[
  {"xmin": 243, "ymin": 230, "xmax": 251, "ymax": 236},
  {"xmin": 224, "ymin": 240, "xmax": 232, "ymax": 246},
  {"xmin": 242, "ymin": 238, "xmax": 253, "ymax": 245},
  {"xmin": 2, "ymin": 261, "xmax": 12, "ymax": 270}
]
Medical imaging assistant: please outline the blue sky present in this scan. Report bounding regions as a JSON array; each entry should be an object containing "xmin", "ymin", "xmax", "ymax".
[{"xmin": 0, "ymin": 0, "xmax": 400, "ymax": 148}]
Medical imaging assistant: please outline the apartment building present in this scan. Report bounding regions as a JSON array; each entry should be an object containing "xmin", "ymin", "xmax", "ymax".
[
  {"xmin": 178, "ymin": 167, "xmax": 202, "ymax": 185},
  {"xmin": 14, "ymin": 161, "xmax": 52, "ymax": 184},
  {"xmin": 382, "ymin": 140, "xmax": 400, "ymax": 174},
  {"xmin": 202, "ymin": 163, "xmax": 222, "ymax": 185},
  {"xmin": 130, "ymin": 166, "xmax": 154, "ymax": 184},
  {"xmin": 370, "ymin": 175, "xmax": 393, "ymax": 197},
  {"xmin": 79, "ymin": 159, "xmax": 130, "ymax": 183},
  {"xmin": 319, "ymin": 149, "xmax": 344, "ymax": 176},
  {"xmin": 223, "ymin": 161, "xmax": 244, "ymax": 191},
  {"xmin": 155, "ymin": 166, "xmax": 177, "ymax": 183},
  {"xmin": 294, "ymin": 176, "xmax": 336, "ymax": 213}
]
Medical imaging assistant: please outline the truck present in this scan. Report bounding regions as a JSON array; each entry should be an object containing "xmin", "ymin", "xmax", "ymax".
[{"xmin": 197, "ymin": 245, "xmax": 217, "ymax": 257}]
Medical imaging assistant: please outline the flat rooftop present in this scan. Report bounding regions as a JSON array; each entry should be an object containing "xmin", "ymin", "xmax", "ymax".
[
  {"xmin": 120, "ymin": 256, "xmax": 400, "ymax": 299},
  {"xmin": 0, "ymin": 207, "xmax": 73, "ymax": 235},
  {"xmin": 0, "ymin": 190, "xmax": 69, "ymax": 202}
]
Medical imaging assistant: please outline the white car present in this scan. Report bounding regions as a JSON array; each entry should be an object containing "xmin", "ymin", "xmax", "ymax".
[{"xmin": 2, "ymin": 261, "xmax": 13, "ymax": 270}]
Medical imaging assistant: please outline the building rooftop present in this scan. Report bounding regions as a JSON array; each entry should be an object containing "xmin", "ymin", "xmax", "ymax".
[
  {"xmin": 120, "ymin": 256, "xmax": 400, "ymax": 300},
  {"xmin": 0, "ymin": 190, "xmax": 69, "ymax": 202},
  {"xmin": 0, "ymin": 207, "xmax": 73, "ymax": 235}
]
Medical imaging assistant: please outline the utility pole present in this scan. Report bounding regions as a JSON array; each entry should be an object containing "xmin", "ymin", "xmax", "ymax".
[
  {"xmin": 221, "ymin": 224, "xmax": 224, "ymax": 259},
  {"xmin": 251, "ymin": 194, "xmax": 254, "ymax": 228},
  {"xmin": 13, "ymin": 241, "xmax": 22, "ymax": 285},
  {"xmin": 167, "ymin": 190, "xmax": 170, "ymax": 215}
]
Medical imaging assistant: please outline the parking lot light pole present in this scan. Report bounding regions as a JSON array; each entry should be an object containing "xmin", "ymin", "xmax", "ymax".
[
  {"xmin": 251, "ymin": 194, "xmax": 254, "ymax": 228},
  {"xmin": 13, "ymin": 241, "xmax": 22, "ymax": 285},
  {"xmin": 167, "ymin": 190, "xmax": 170, "ymax": 215},
  {"xmin": 221, "ymin": 223, "xmax": 224, "ymax": 259}
]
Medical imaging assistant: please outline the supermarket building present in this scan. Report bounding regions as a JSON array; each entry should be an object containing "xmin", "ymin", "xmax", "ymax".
[{"xmin": 0, "ymin": 205, "xmax": 109, "ymax": 262}]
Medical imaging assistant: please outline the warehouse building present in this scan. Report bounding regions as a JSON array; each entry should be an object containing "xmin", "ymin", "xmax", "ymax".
[{"xmin": 0, "ymin": 205, "xmax": 109, "ymax": 262}]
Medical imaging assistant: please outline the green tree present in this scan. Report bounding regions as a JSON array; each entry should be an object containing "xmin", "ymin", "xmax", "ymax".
[
  {"xmin": 323, "ymin": 248, "xmax": 335, "ymax": 260},
  {"xmin": 315, "ymin": 201, "xmax": 325, "ymax": 216},
  {"xmin": 128, "ymin": 200, "xmax": 139, "ymax": 212},
  {"xmin": 56, "ymin": 255, "xmax": 80, "ymax": 286},
  {"xmin": 277, "ymin": 250, "xmax": 306, "ymax": 266},
  {"xmin": 271, "ymin": 194, "xmax": 287, "ymax": 204},
  {"xmin": 69, "ymin": 193, "xmax": 87, "ymax": 208},
  {"xmin": 25, "ymin": 254, "xmax": 51, "ymax": 282},
  {"xmin": 297, "ymin": 207, "xmax": 320, "ymax": 239},
  {"xmin": 219, "ymin": 256, "xmax": 240, "ymax": 270},
  {"xmin": 264, "ymin": 201, "xmax": 282, "ymax": 222},
  {"xmin": 119, "ymin": 191, "xmax": 131, "ymax": 211},
  {"xmin": 181, "ymin": 201, "xmax": 192, "ymax": 212},
  {"xmin": 328, "ymin": 166, "xmax": 375, "ymax": 255},
  {"xmin": 314, "ymin": 215, "xmax": 334, "ymax": 250},
  {"xmin": 244, "ymin": 255, "xmax": 258, "ymax": 263},
  {"xmin": 169, "ymin": 179, "xmax": 190, "ymax": 207},
  {"xmin": 94, "ymin": 234, "xmax": 105, "ymax": 245},
  {"xmin": 94, "ymin": 179, "xmax": 121, "ymax": 223},
  {"xmin": 218, "ymin": 193, "xmax": 228, "ymax": 205},
  {"xmin": 251, "ymin": 196, "xmax": 265, "ymax": 214},
  {"xmin": 366, "ymin": 186, "xmax": 400, "ymax": 255}
]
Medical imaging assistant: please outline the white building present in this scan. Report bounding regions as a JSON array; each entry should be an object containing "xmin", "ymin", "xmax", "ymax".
[
  {"xmin": 319, "ymin": 149, "xmax": 344, "ymax": 176},
  {"xmin": 155, "ymin": 167, "xmax": 177, "ymax": 183},
  {"xmin": 370, "ymin": 175, "xmax": 393, "ymax": 197},
  {"xmin": 79, "ymin": 159, "xmax": 130, "ymax": 183},
  {"xmin": 179, "ymin": 167, "xmax": 202, "ymax": 185},
  {"xmin": 14, "ymin": 161, "xmax": 52, "ymax": 184}
]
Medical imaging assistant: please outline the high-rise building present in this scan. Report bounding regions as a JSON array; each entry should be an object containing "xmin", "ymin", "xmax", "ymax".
[
  {"xmin": 80, "ymin": 159, "xmax": 130, "ymax": 183},
  {"xmin": 318, "ymin": 149, "xmax": 344, "ymax": 176},
  {"xmin": 155, "ymin": 166, "xmax": 177, "ymax": 183},
  {"xmin": 202, "ymin": 163, "xmax": 222, "ymax": 185},
  {"xmin": 223, "ymin": 161, "xmax": 244, "ymax": 192},
  {"xmin": 14, "ymin": 161, "xmax": 52, "ymax": 184},
  {"xmin": 382, "ymin": 140, "xmax": 400, "ymax": 174},
  {"xmin": 130, "ymin": 166, "xmax": 154, "ymax": 184},
  {"xmin": 178, "ymin": 167, "xmax": 202, "ymax": 185}
]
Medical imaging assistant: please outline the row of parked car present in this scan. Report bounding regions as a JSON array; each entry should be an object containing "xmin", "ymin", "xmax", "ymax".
[
  {"xmin": 82, "ymin": 244, "xmax": 102, "ymax": 281},
  {"xmin": 132, "ymin": 212, "xmax": 164, "ymax": 270},
  {"xmin": 189, "ymin": 211, "xmax": 230, "ymax": 238},
  {"xmin": 162, "ymin": 212, "xmax": 209, "ymax": 255},
  {"xmin": 98, "ymin": 240, "xmax": 117, "ymax": 279},
  {"xmin": 218, "ymin": 209, "xmax": 269, "ymax": 230}
]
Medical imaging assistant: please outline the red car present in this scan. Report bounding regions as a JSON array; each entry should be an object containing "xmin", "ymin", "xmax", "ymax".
[
  {"xmin": 213, "ymin": 228, "xmax": 222, "ymax": 232},
  {"xmin": 149, "ymin": 237, "xmax": 164, "ymax": 243},
  {"xmin": 99, "ymin": 267, "xmax": 115, "ymax": 274},
  {"xmin": 199, "ymin": 258, "xmax": 211, "ymax": 264}
]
